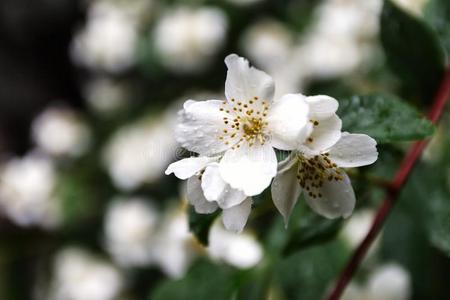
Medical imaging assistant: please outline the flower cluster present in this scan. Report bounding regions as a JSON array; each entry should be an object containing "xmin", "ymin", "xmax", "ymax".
[{"xmin": 166, "ymin": 54, "xmax": 378, "ymax": 232}]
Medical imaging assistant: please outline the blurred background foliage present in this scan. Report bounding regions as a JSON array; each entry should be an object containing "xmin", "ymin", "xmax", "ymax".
[{"xmin": 0, "ymin": 0, "xmax": 449, "ymax": 299}]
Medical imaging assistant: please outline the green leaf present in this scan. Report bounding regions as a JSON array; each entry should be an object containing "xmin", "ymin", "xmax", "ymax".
[
  {"xmin": 420, "ymin": 142, "xmax": 450, "ymax": 256},
  {"xmin": 274, "ymin": 241, "xmax": 348, "ymax": 300},
  {"xmin": 283, "ymin": 201, "xmax": 344, "ymax": 255},
  {"xmin": 151, "ymin": 259, "xmax": 236, "ymax": 300},
  {"xmin": 424, "ymin": 0, "xmax": 450, "ymax": 58},
  {"xmin": 338, "ymin": 93, "xmax": 435, "ymax": 143},
  {"xmin": 380, "ymin": 0, "xmax": 445, "ymax": 101},
  {"xmin": 188, "ymin": 206, "xmax": 219, "ymax": 246},
  {"xmin": 380, "ymin": 161, "xmax": 447, "ymax": 298},
  {"xmin": 429, "ymin": 196, "xmax": 450, "ymax": 257}
]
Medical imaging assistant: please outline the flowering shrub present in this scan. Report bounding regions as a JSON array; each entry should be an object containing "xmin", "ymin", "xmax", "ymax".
[{"xmin": 0, "ymin": 0, "xmax": 449, "ymax": 299}]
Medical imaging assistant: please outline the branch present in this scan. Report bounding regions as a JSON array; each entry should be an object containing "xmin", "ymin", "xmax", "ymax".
[{"xmin": 327, "ymin": 69, "xmax": 450, "ymax": 300}]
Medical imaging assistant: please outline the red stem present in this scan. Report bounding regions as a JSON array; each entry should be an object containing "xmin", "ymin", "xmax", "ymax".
[{"xmin": 327, "ymin": 69, "xmax": 450, "ymax": 300}]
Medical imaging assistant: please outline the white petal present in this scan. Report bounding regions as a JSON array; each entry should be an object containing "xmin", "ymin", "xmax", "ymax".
[
  {"xmin": 219, "ymin": 142, "xmax": 277, "ymax": 196},
  {"xmin": 328, "ymin": 133, "xmax": 378, "ymax": 168},
  {"xmin": 165, "ymin": 156, "xmax": 215, "ymax": 180},
  {"xmin": 201, "ymin": 163, "xmax": 227, "ymax": 201},
  {"xmin": 305, "ymin": 114, "xmax": 342, "ymax": 152},
  {"xmin": 277, "ymin": 153, "xmax": 298, "ymax": 174},
  {"xmin": 222, "ymin": 198, "xmax": 252, "ymax": 233},
  {"xmin": 201, "ymin": 163, "xmax": 247, "ymax": 208},
  {"xmin": 217, "ymin": 187, "xmax": 247, "ymax": 209},
  {"xmin": 306, "ymin": 95, "xmax": 339, "ymax": 120},
  {"xmin": 224, "ymin": 54, "xmax": 275, "ymax": 103},
  {"xmin": 304, "ymin": 172, "xmax": 355, "ymax": 219},
  {"xmin": 187, "ymin": 176, "xmax": 218, "ymax": 214},
  {"xmin": 267, "ymin": 94, "xmax": 310, "ymax": 150},
  {"xmin": 271, "ymin": 161, "xmax": 302, "ymax": 226},
  {"xmin": 176, "ymin": 100, "xmax": 231, "ymax": 156}
]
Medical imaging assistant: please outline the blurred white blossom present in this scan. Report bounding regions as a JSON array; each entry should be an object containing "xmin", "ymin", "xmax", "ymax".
[
  {"xmin": 392, "ymin": 0, "xmax": 429, "ymax": 16},
  {"xmin": 242, "ymin": 19, "xmax": 294, "ymax": 72},
  {"xmin": 0, "ymin": 152, "xmax": 60, "ymax": 228},
  {"xmin": 32, "ymin": 107, "xmax": 91, "ymax": 157},
  {"xmin": 153, "ymin": 6, "xmax": 227, "ymax": 73},
  {"xmin": 241, "ymin": 0, "xmax": 383, "ymax": 97},
  {"xmin": 241, "ymin": 19, "xmax": 301, "ymax": 98},
  {"xmin": 208, "ymin": 219, "xmax": 263, "ymax": 269},
  {"xmin": 83, "ymin": 77, "xmax": 129, "ymax": 115},
  {"xmin": 340, "ymin": 209, "xmax": 381, "ymax": 258},
  {"xmin": 297, "ymin": 0, "xmax": 382, "ymax": 79},
  {"xmin": 150, "ymin": 206, "xmax": 197, "ymax": 278},
  {"xmin": 49, "ymin": 248, "xmax": 123, "ymax": 300},
  {"xmin": 71, "ymin": 0, "xmax": 141, "ymax": 73},
  {"xmin": 342, "ymin": 263, "xmax": 411, "ymax": 300},
  {"xmin": 103, "ymin": 112, "xmax": 177, "ymax": 190},
  {"xmin": 104, "ymin": 197, "xmax": 159, "ymax": 267}
]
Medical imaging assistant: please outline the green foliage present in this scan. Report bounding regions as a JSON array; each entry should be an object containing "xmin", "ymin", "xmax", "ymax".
[
  {"xmin": 285, "ymin": 0, "xmax": 324, "ymax": 34},
  {"xmin": 338, "ymin": 93, "xmax": 435, "ymax": 143},
  {"xmin": 151, "ymin": 259, "xmax": 236, "ymax": 300},
  {"xmin": 380, "ymin": 0, "xmax": 445, "ymax": 102},
  {"xmin": 429, "ymin": 194, "xmax": 450, "ymax": 257},
  {"xmin": 273, "ymin": 241, "xmax": 348, "ymax": 300},
  {"xmin": 424, "ymin": 0, "xmax": 450, "ymax": 58},
  {"xmin": 188, "ymin": 206, "xmax": 220, "ymax": 246},
  {"xmin": 282, "ymin": 201, "xmax": 344, "ymax": 256},
  {"xmin": 381, "ymin": 164, "xmax": 436, "ymax": 297},
  {"xmin": 423, "ymin": 154, "xmax": 450, "ymax": 257}
]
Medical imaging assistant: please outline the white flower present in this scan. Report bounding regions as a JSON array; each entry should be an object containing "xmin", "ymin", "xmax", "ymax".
[
  {"xmin": 208, "ymin": 219, "xmax": 263, "ymax": 269},
  {"xmin": 49, "ymin": 248, "xmax": 123, "ymax": 300},
  {"xmin": 0, "ymin": 152, "xmax": 61, "ymax": 228},
  {"xmin": 341, "ymin": 263, "xmax": 411, "ymax": 300},
  {"xmin": 166, "ymin": 156, "xmax": 252, "ymax": 233},
  {"xmin": 150, "ymin": 207, "xmax": 197, "ymax": 278},
  {"xmin": 340, "ymin": 209, "xmax": 381, "ymax": 260},
  {"xmin": 271, "ymin": 94, "xmax": 378, "ymax": 223},
  {"xmin": 292, "ymin": 0, "xmax": 382, "ymax": 80},
  {"xmin": 32, "ymin": 107, "xmax": 91, "ymax": 157},
  {"xmin": 103, "ymin": 112, "xmax": 178, "ymax": 190},
  {"xmin": 175, "ymin": 54, "xmax": 311, "ymax": 196},
  {"xmin": 104, "ymin": 197, "xmax": 159, "ymax": 267},
  {"xmin": 153, "ymin": 6, "xmax": 227, "ymax": 73},
  {"xmin": 83, "ymin": 77, "xmax": 128, "ymax": 115},
  {"xmin": 242, "ymin": 19, "xmax": 294, "ymax": 72},
  {"xmin": 71, "ymin": 0, "xmax": 139, "ymax": 73}
]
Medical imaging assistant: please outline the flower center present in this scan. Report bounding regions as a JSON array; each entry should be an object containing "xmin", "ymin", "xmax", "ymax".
[
  {"xmin": 296, "ymin": 153, "xmax": 344, "ymax": 199},
  {"xmin": 218, "ymin": 96, "xmax": 270, "ymax": 148}
]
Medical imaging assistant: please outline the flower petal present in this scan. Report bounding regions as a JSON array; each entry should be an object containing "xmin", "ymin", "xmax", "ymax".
[
  {"xmin": 271, "ymin": 160, "xmax": 302, "ymax": 226},
  {"xmin": 305, "ymin": 95, "xmax": 339, "ymax": 120},
  {"xmin": 176, "ymin": 100, "xmax": 231, "ymax": 156},
  {"xmin": 217, "ymin": 187, "xmax": 247, "ymax": 209},
  {"xmin": 222, "ymin": 198, "xmax": 252, "ymax": 233},
  {"xmin": 219, "ymin": 142, "xmax": 277, "ymax": 196},
  {"xmin": 187, "ymin": 176, "xmax": 218, "ymax": 214},
  {"xmin": 201, "ymin": 163, "xmax": 247, "ymax": 208},
  {"xmin": 165, "ymin": 156, "xmax": 215, "ymax": 180},
  {"xmin": 267, "ymin": 94, "xmax": 310, "ymax": 150},
  {"xmin": 328, "ymin": 133, "xmax": 378, "ymax": 168},
  {"xmin": 305, "ymin": 114, "xmax": 342, "ymax": 152},
  {"xmin": 201, "ymin": 163, "xmax": 227, "ymax": 201},
  {"xmin": 224, "ymin": 54, "xmax": 275, "ymax": 104},
  {"xmin": 304, "ymin": 172, "xmax": 355, "ymax": 219}
]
